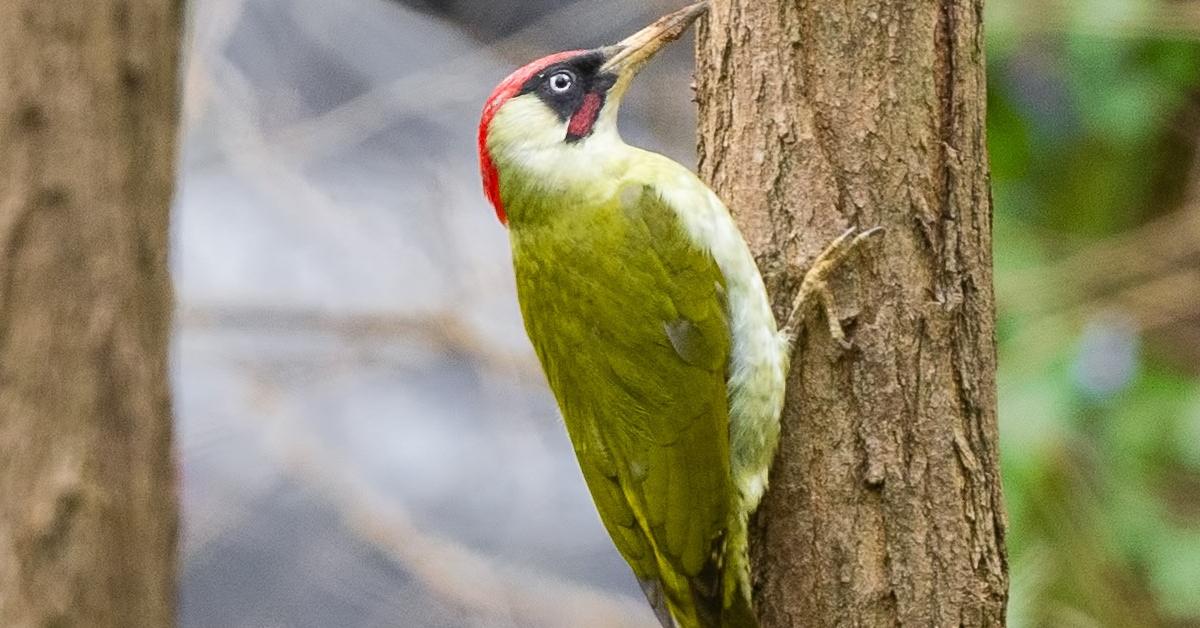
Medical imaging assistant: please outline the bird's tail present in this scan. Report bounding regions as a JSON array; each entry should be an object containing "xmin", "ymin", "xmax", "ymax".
[
  {"xmin": 639, "ymin": 581, "xmax": 757, "ymax": 628},
  {"xmin": 637, "ymin": 515, "xmax": 759, "ymax": 628}
]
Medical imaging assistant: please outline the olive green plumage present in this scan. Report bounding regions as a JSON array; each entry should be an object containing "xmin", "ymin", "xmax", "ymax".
[{"xmin": 507, "ymin": 179, "xmax": 755, "ymax": 627}]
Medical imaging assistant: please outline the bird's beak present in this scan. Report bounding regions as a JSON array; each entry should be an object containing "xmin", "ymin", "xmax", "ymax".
[{"xmin": 600, "ymin": 2, "xmax": 708, "ymax": 87}]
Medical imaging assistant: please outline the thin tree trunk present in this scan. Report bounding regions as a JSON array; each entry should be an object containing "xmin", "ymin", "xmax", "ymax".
[
  {"xmin": 0, "ymin": 1, "xmax": 182, "ymax": 625},
  {"xmin": 695, "ymin": 1, "xmax": 1007, "ymax": 626}
]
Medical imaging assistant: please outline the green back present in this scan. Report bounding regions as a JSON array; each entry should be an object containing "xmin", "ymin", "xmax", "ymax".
[{"xmin": 509, "ymin": 181, "xmax": 735, "ymax": 626}]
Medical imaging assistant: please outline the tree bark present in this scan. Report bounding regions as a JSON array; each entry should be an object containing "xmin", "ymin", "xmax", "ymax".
[
  {"xmin": 695, "ymin": 1, "xmax": 1007, "ymax": 626},
  {"xmin": 0, "ymin": 1, "xmax": 182, "ymax": 626}
]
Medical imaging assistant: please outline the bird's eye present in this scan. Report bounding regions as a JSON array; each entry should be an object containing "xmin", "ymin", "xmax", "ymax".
[{"xmin": 548, "ymin": 71, "xmax": 574, "ymax": 93}]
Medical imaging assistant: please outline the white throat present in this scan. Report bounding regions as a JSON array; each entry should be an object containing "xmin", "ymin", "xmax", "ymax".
[{"xmin": 487, "ymin": 94, "xmax": 629, "ymax": 192}]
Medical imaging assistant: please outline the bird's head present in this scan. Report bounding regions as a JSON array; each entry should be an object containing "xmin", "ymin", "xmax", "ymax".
[{"xmin": 478, "ymin": 1, "xmax": 709, "ymax": 225}]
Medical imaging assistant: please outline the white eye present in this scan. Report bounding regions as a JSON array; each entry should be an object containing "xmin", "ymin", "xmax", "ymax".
[{"xmin": 549, "ymin": 71, "xmax": 574, "ymax": 93}]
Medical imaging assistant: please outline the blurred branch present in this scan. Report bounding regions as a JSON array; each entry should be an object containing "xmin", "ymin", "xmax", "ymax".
[
  {"xmin": 182, "ymin": 0, "xmax": 248, "ymax": 130},
  {"xmin": 199, "ymin": 55, "xmax": 423, "ymax": 283},
  {"xmin": 1005, "ymin": 265, "xmax": 1200, "ymax": 372},
  {"xmin": 990, "ymin": 0, "xmax": 1200, "ymax": 41},
  {"xmin": 998, "ymin": 209, "xmax": 1200, "ymax": 317},
  {"xmin": 178, "ymin": 305, "xmax": 542, "ymax": 378},
  {"xmin": 1003, "ymin": 134, "xmax": 1200, "ymax": 316},
  {"xmin": 258, "ymin": 410, "xmax": 653, "ymax": 628},
  {"xmin": 1103, "ymin": 266, "xmax": 1200, "ymax": 332},
  {"xmin": 999, "ymin": 132, "xmax": 1200, "ymax": 370},
  {"xmin": 254, "ymin": 0, "xmax": 679, "ymax": 163}
]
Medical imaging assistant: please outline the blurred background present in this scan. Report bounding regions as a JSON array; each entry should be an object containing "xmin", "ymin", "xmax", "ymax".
[{"xmin": 174, "ymin": 0, "xmax": 1200, "ymax": 626}]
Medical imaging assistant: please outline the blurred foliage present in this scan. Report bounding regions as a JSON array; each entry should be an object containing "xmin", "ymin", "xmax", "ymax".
[{"xmin": 988, "ymin": 0, "xmax": 1200, "ymax": 626}]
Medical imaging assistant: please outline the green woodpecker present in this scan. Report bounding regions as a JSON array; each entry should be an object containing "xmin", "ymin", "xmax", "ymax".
[{"xmin": 478, "ymin": 2, "xmax": 875, "ymax": 626}]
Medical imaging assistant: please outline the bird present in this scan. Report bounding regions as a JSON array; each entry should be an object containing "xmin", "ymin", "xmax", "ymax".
[{"xmin": 477, "ymin": 2, "xmax": 877, "ymax": 626}]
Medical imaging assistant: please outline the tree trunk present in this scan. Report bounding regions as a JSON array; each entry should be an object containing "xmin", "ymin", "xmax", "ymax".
[
  {"xmin": 0, "ymin": 1, "xmax": 182, "ymax": 625},
  {"xmin": 695, "ymin": 1, "xmax": 1007, "ymax": 626}
]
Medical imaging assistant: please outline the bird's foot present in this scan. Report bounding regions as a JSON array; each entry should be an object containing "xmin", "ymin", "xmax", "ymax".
[{"xmin": 781, "ymin": 226, "xmax": 883, "ymax": 350}]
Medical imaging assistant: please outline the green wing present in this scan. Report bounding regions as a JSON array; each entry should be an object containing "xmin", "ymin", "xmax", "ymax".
[{"xmin": 511, "ymin": 183, "xmax": 734, "ymax": 626}]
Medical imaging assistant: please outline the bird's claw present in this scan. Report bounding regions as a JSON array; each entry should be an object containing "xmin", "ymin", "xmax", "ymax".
[{"xmin": 782, "ymin": 226, "xmax": 883, "ymax": 350}]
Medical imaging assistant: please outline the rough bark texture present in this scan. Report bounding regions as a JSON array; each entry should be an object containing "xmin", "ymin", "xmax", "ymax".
[
  {"xmin": 695, "ymin": 1, "xmax": 1007, "ymax": 626},
  {"xmin": 0, "ymin": 1, "xmax": 182, "ymax": 626}
]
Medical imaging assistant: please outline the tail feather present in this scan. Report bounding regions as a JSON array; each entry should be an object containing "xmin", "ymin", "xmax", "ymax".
[
  {"xmin": 636, "ymin": 514, "xmax": 759, "ymax": 627},
  {"xmin": 638, "ymin": 577, "xmax": 677, "ymax": 628},
  {"xmin": 634, "ymin": 546, "xmax": 759, "ymax": 628},
  {"xmin": 639, "ymin": 576, "xmax": 757, "ymax": 628}
]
